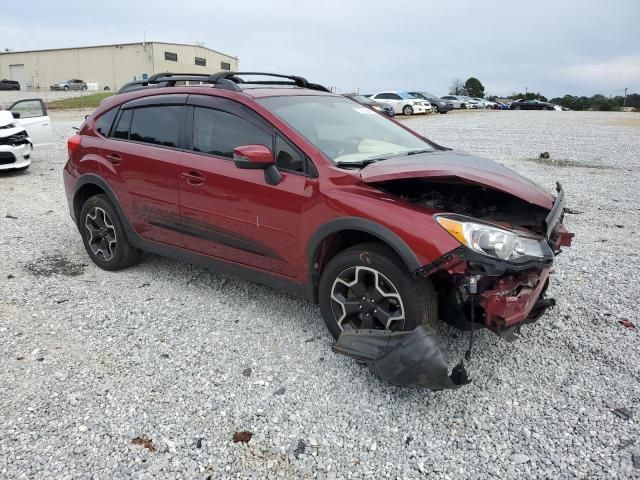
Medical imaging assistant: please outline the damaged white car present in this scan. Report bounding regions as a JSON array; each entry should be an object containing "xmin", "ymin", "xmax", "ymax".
[{"xmin": 0, "ymin": 99, "xmax": 53, "ymax": 171}]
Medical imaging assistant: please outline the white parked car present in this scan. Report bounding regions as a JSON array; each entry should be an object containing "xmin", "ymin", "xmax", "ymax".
[
  {"xmin": 472, "ymin": 97, "xmax": 497, "ymax": 109},
  {"xmin": 369, "ymin": 91, "xmax": 431, "ymax": 115},
  {"xmin": 0, "ymin": 99, "xmax": 53, "ymax": 171},
  {"xmin": 440, "ymin": 95, "xmax": 470, "ymax": 109}
]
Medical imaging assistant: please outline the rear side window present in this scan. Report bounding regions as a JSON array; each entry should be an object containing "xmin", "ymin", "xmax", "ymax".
[
  {"xmin": 192, "ymin": 107, "xmax": 271, "ymax": 159},
  {"xmin": 95, "ymin": 108, "xmax": 117, "ymax": 137},
  {"xmin": 130, "ymin": 106, "xmax": 182, "ymax": 148},
  {"xmin": 112, "ymin": 109, "xmax": 132, "ymax": 140}
]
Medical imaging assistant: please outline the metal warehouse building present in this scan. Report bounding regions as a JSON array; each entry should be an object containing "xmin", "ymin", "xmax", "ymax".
[{"xmin": 0, "ymin": 42, "xmax": 238, "ymax": 91}]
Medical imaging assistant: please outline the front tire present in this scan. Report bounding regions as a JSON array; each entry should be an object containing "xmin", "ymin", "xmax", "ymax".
[
  {"xmin": 63, "ymin": 85, "xmax": 69, "ymax": 91},
  {"xmin": 79, "ymin": 194, "xmax": 141, "ymax": 271},
  {"xmin": 402, "ymin": 105, "xmax": 414, "ymax": 116},
  {"xmin": 319, "ymin": 243, "xmax": 437, "ymax": 339},
  {"xmin": 432, "ymin": 105, "xmax": 439, "ymax": 113}
]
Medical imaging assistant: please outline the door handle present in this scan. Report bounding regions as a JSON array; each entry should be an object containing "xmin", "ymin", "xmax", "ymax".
[
  {"xmin": 181, "ymin": 170, "xmax": 205, "ymax": 185},
  {"xmin": 105, "ymin": 153, "xmax": 121, "ymax": 165}
]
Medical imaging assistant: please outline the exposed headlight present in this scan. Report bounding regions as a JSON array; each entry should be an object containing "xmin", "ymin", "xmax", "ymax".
[{"xmin": 435, "ymin": 214, "xmax": 552, "ymax": 263}]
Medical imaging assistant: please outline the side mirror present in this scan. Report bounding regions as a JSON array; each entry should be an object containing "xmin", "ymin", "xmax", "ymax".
[
  {"xmin": 233, "ymin": 145, "xmax": 274, "ymax": 169},
  {"xmin": 11, "ymin": 112, "xmax": 20, "ymax": 119},
  {"xmin": 233, "ymin": 144, "xmax": 282, "ymax": 185}
]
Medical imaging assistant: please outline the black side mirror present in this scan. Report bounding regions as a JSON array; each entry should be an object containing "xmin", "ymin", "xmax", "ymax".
[{"xmin": 11, "ymin": 112, "xmax": 20, "ymax": 119}]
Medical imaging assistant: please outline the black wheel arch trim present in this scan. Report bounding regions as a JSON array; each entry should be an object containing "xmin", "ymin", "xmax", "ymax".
[
  {"xmin": 307, "ymin": 217, "xmax": 421, "ymax": 296},
  {"xmin": 73, "ymin": 174, "xmax": 135, "ymax": 234}
]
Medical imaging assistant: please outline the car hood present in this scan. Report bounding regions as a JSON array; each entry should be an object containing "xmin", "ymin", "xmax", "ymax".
[{"xmin": 359, "ymin": 150, "xmax": 555, "ymax": 209}]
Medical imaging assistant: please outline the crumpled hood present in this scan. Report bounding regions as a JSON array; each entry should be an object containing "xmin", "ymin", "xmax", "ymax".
[{"xmin": 359, "ymin": 150, "xmax": 555, "ymax": 209}]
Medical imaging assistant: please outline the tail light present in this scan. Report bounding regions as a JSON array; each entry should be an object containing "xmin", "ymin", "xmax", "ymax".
[{"xmin": 67, "ymin": 135, "xmax": 82, "ymax": 157}]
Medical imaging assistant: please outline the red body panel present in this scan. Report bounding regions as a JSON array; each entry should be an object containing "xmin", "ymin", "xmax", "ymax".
[{"xmin": 64, "ymin": 84, "xmax": 572, "ymax": 333}]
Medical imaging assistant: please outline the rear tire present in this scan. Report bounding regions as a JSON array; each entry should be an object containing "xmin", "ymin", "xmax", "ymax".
[
  {"xmin": 63, "ymin": 86, "xmax": 69, "ymax": 91},
  {"xmin": 79, "ymin": 194, "xmax": 141, "ymax": 271},
  {"xmin": 461, "ymin": 103, "xmax": 467, "ymax": 109},
  {"xmin": 319, "ymin": 243, "xmax": 437, "ymax": 339}
]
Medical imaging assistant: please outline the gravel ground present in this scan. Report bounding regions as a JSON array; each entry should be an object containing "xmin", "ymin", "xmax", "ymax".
[{"xmin": 1, "ymin": 109, "xmax": 639, "ymax": 479}]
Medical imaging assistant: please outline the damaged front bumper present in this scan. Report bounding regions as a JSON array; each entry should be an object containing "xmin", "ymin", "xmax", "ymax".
[{"xmin": 333, "ymin": 326, "xmax": 471, "ymax": 390}]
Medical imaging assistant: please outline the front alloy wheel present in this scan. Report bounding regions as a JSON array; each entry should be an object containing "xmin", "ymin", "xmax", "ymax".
[
  {"xmin": 318, "ymin": 243, "xmax": 438, "ymax": 339},
  {"xmin": 403, "ymin": 105, "xmax": 414, "ymax": 115},
  {"xmin": 331, "ymin": 266, "xmax": 405, "ymax": 331}
]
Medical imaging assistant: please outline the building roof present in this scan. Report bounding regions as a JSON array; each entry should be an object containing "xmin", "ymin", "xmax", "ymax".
[{"xmin": 0, "ymin": 41, "xmax": 237, "ymax": 60}]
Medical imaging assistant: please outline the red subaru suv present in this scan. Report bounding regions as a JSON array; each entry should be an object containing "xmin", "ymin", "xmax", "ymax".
[{"xmin": 63, "ymin": 72, "xmax": 573, "ymax": 388}]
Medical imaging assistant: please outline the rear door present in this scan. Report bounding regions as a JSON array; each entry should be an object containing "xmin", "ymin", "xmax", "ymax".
[
  {"xmin": 99, "ymin": 95, "xmax": 186, "ymax": 246},
  {"xmin": 9, "ymin": 99, "xmax": 53, "ymax": 146},
  {"xmin": 178, "ymin": 95, "xmax": 316, "ymax": 277}
]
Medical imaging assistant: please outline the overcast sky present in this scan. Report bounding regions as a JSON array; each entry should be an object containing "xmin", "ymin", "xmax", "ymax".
[{"xmin": 2, "ymin": 0, "xmax": 639, "ymax": 97}]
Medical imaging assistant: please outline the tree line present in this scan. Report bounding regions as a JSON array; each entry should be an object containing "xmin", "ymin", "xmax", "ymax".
[{"xmin": 450, "ymin": 77, "xmax": 638, "ymax": 111}]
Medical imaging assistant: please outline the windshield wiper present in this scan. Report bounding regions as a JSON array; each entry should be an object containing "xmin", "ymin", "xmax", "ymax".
[
  {"xmin": 334, "ymin": 157, "xmax": 385, "ymax": 168},
  {"xmin": 404, "ymin": 149, "xmax": 433, "ymax": 156}
]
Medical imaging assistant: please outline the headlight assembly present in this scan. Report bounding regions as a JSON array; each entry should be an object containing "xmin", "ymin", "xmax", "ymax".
[{"xmin": 435, "ymin": 214, "xmax": 552, "ymax": 263}]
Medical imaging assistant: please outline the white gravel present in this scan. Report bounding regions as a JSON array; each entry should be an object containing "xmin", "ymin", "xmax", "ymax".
[{"xmin": 1, "ymin": 109, "xmax": 639, "ymax": 479}]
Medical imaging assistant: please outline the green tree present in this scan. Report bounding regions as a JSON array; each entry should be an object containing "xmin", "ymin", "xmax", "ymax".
[{"xmin": 463, "ymin": 77, "xmax": 485, "ymax": 98}]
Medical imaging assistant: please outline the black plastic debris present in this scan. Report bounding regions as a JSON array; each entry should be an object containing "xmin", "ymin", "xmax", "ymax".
[
  {"xmin": 293, "ymin": 439, "xmax": 306, "ymax": 458},
  {"xmin": 539, "ymin": 152, "xmax": 550, "ymax": 159},
  {"xmin": 332, "ymin": 326, "xmax": 470, "ymax": 390},
  {"xmin": 612, "ymin": 407, "xmax": 633, "ymax": 420},
  {"xmin": 242, "ymin": 367, "xmax": 252, "ymax": 377}
]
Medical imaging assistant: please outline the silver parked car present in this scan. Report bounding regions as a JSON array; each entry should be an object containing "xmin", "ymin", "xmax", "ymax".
[{"xmin": 50, "ymin": 79, "xmax": 88, "ymax": 91}]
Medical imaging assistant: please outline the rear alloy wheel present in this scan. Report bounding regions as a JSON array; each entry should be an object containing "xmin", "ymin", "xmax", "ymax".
[
  {"xmin": 402, "ymin": 105, "xmax": 414, "ymax": 115},
  {"xmin": 319, "ymin": 243, "xmax": 437, "ymax": 339},
  {"xmin": 63, "ymin": 85, "xmax": 69, "ymax": 91},
  {"xmin": 79, "ymin": 194, "xmax": 141, "ymax": 271},
  {"xmin": 514, "ymin": 105, "xmax": 521, "ymax": 110}
]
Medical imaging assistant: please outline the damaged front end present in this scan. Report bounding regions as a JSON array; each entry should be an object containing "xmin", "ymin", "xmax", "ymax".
[{"xmin": 333, "ymin": 173, "xmax": 574, "ymax": 389}]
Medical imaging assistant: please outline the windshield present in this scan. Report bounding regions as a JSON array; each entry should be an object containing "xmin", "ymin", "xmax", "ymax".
[{"xmin": 258, "ymin": 95, "xmax": 434, "ymax": 165}]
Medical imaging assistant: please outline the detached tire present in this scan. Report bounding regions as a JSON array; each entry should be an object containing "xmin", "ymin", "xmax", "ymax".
[
  {"xmin": 79, "ymin": 194, "xmax": 141, "ymax": 271},
  {"xmin": 319, "ymin": 242, "xmax": 437, "ymax": 339}
]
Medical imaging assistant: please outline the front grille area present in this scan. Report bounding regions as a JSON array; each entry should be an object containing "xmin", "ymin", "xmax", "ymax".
[
  {"xmin": 0, "ymin": 130, "xmax": 30, "ymax": 147},
  {"xmin": 0, "ymin": 152, "xmax": 16, "ymax": 165}
]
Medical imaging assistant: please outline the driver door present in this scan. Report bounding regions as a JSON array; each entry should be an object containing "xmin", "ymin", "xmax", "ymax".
[{"xmin": 8, "ymin": 99, "xmax": 54, "ymax": 146}]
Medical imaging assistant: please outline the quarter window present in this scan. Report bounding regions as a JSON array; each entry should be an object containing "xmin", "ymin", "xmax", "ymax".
[
  {"xmin": 111, "ymin": 109, "xmax": 132, "ymax": 140},
  {"xmin": 129, "ymin": 106, "xmax": 182, "ymax": 148},
  {"xmin": 164, "ymin": 51, "xmax": 178, "ymax": 62},
  {"xmin": 96, "ymin": 108, "xmax": 118, "ymax": 137},
  {"xmin": 192, "ymin": 107, "xmax": 271, "ymax": 159},
  {"xmin": 275, "ymin": 135, "xmax": 305, "ymax": 173}
]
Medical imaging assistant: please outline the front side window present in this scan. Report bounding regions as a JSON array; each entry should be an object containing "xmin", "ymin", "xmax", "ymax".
[
  {"xmin": 258, "ymin": 96, "xmax": 434, "ymax": 166},
  {"xmin": 10, "ymin": 99, "xmax": 45, "ymax": 118},
  {"xmin": 192, "ymin": 107, "xmax": 271, "ymax": 159},
  {"xmin": 129, "ymin": 106, "xmax": 181, "ymax": 147}
]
